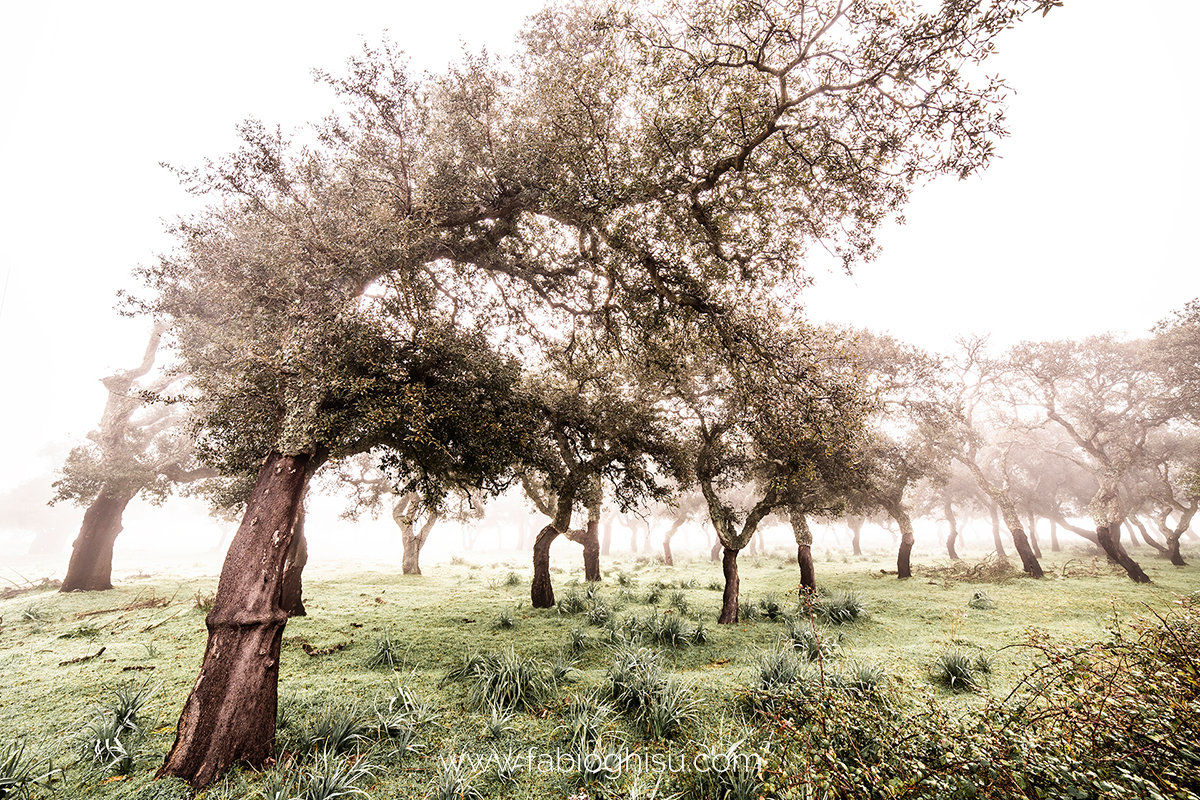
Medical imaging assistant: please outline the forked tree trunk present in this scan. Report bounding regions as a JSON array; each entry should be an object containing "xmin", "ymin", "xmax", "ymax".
[
  {"xmin": 943, "ymin": 501, "xmax": 961, "ymax": 561},
  {"xmin": 280, "ymin": 506, "xmax": 307, "ymax": 617},
  {"xmin": 60, "ymin": 488, "xmax": 136, "ymax": 592},
  {"xmin": 848, "ymin": 516, "xmax": 863, "ymax": 556},
  {"xmin": 530, "ymin": 524, "xmax": 560, "ymax": 608},
  {"xmin": 790, "ymin": 507, "xmax": 815, "ymax": 592},
  {"xmin": 158, "ymin": 451, "xmax": 312, "ymax": 788},
  {"xmin": 717, "ymin": 547, "xmax": 740, "ymax": 624},
  {"xmin": 1095, "ymin": 522, "xmax": 1151, "ymax": 583}
]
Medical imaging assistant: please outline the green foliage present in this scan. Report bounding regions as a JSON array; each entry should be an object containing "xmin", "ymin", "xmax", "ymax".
[
  {"xmin": 782, "ymin": 621, "xmax": 840, "ymax": 661},
  {"xmin": 815, "ymin": 590, "xmax": 866, "ymax": 625},
  {"xmin": 756, "ymin": 643, "xmax": 808, "ymax": 691},
  {"xmin": 443, "ymin": 648, "xmax": 555, "ymax": 712},
  {"xmin": 77, "ymin": 680, "xmax": 157, "ymax": 776},
  {"xmin": 558, "ymin": 693, "xmax": 616, "ymax": 753},
  {"xmin": 430, "ymin": 758, "xmax": 482, "ymax": 800},
  {"xmin": 363, "ymin": 632, "xmax": 403, "ymax": 670},
  {"xmin": 0, "ymin": 739, "xmax": 59, "ymax": 800},
  {"xmin": 640, "ymin": 677, "xmax": 700, "ymax": 741},
  {"xmin": 932, "ymin": 650, "xmax": 980, "ymax": 692},
  {"xmin": 301, "ymin": 704, "xmax": 368, "ymax": 756},
  {"xmin": 490, "ymin": 608, "xmax": 517, "ymax": 630},
  {"xmin": 292, "ymin": 752, "xmax": 375, "ymax": 800},
  {"xmin": 607, "ymin": 646, "xmax": 667, "ymax": 714},
  {"xmin": 482, "ymin": 706, "xmax": 516, "ymax": 740}
]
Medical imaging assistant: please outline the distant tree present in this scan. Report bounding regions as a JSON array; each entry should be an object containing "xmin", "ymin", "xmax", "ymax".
[
  {"xmin": 1008, "ymin": 336, "xmax": 1178, "ymax": 582},
  {"xmin": 51, "ymin": 322, "xmax": 216, "ymax": 591},
  {"xmin": 850, "ymin": 331, "xmax": 950, "ymax": 579}
]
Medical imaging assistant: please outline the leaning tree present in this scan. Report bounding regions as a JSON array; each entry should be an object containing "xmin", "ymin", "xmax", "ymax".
[
  {"xmin": 132, "ymin": 0, "xmax": 1059, "ymax": 784},
  {"xmin": 52, "ymin": 321, "xmax": 216, "ymax": 591}
]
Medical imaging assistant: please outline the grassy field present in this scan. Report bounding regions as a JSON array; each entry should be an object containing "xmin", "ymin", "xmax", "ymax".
[{"xmin": 1, "ymin": 544, "xmax": 1197, "ymax": 799}]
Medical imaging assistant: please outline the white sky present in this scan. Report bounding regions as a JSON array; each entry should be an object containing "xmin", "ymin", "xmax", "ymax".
[{"xmin": 1, "ymin": 0, "xmax": 1198, "ymax": 559}]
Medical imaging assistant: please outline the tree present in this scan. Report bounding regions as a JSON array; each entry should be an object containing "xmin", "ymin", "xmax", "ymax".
[
  {"xmin": 134, "ymin": 0, "xmax": 1057, "ymax": 784},
  {"xmin": 1008, "ymin": 336, "xmax": 1178, "ymax": 582},
  {"xmin": 51, "ymin": 322, "xmax": 216, "ymax": 591}
]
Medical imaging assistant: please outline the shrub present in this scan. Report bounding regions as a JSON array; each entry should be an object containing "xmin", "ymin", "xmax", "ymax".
[{"xmin": 482, "ymin": 705, "xmax": 516, "ymax": 740}]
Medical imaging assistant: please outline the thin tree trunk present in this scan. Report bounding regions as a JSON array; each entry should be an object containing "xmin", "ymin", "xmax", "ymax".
[
  {"xmin": 892, "ymin": 506, "xmax": 915, "ymax": 579},
  {"xmin": 1049, "ymin": 518, "xmax": 1060, "ymax": 551},
  {"xmin": 1095, "ymin": 522, "xmax": 1151, "ymax": 583},
  {"xmin": 662, "ymin": 518, "xmax": 684, "ymax": 567},
  {"xmin": 1027, "ymin": 514, "xmax": 1043, "ymax": 559},
  {"xmin": 790, "ymin": 506, "xmax": 815, "ymax": 592},
  {"xmin": 629, "ymin": 526, "xmax": 637, "ymax": 553},
  {"xmin": 582, "ymin": 519, "xmax": 601, "ymax": 582},
  {"xmin": 280, "ymin": 505, "xmax": 307, "ymax": 617},
  {"xmin": 158, "ymin": 451, "xmax": 312, "ymax": 788},
  {"xmin": 717, "ymin": 547, "xmax": 740, "ymax": 624},
  {"xmin": 988, "ymin": 502, "xmax": 1008, "ymax": 560},
  {"xmin": 601, "ymin": 517, "xmax": 612, "ymax": 556},
  {"xmin": 848, "ymin": 516, "xmax": 863, "ymax": 556},
  {"xmin": 943, "ymin": 500, "xmax": 960, "ymax": 561},
  {"xmin": 710, "ymin": 541, "xmax": 722, "ymax": 562},
  {"xmin": 60, "ymin": 488, "xmax": 136, "ymax": 592},
  {"xmin": 1127, "ymin": 515, "xmax": 1167, "ymax": 555}
]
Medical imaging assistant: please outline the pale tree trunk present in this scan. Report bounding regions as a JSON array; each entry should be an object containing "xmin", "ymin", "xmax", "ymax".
[
  {"xmin": 1049, "ymin": 518, "xmax": 1060, "ymax": 551},
  {"xmin": 393, "ymin": 493, "xmax": 439, "ymax": 576},
  {"xmin": 987, "ymin": 502, "xmax": 1008, "ymax": 560},
  {"xmin": 710, "ymin": 541, "xmax": 722, "ymax": 561},
  {"xmin": 1128, "ymin": 515, "xmax": 1167, "ymax": 556},
  {"xmin": 662, "ymin": 517, "xmax": 685, "ymax": 567},
  {"xmin": 789, "ymin": 505, "xmax": 815, "ymax": 592},
  {"xmin": 158, "ymin": 451, "xmax": 315, "ymax": 788},
  {"xmin": 1026, "ymin": 513, "xmax": 1043, "ymax": 559},
  {"xmin": 60, "ymin": 487, "xmax": 136, "ymax": 591},
  {"xmin": 943, "ymin": 500, "xmax": 961, "ymax": 561},
  {"xmin": 601, "ymin": 517, "xmax": 613, "ymax": 556},
  {"xmin": 847, "ymin": 515, "xmax": 864, "ymax": 556}
]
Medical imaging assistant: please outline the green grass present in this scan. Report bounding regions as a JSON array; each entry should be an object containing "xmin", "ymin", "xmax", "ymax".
[{"xmin": 1, "ymin": 546, "xmax": 1196, "ymax": 798}]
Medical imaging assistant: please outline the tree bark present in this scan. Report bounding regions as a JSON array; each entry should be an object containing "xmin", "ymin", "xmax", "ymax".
[
  {"xmin": 60, "ymin": 488, "xmax": 136, "ymax": 592},
  {"xmin": 661, "ymin": 517, "xmax": 684, "ymax": 567},
  {"xmin": 710, "ymin": 541, "xmax": 722, "ymax": 562},
  {"xmin": 889, "ymin": 505, "xmax": 915, "ymax": 579},
  {"xmin": 158, "ymin": 451, "xmax": 312, "ymax": 788},
  {"xmin": 1026, "ymin": 514, "xmax": 1043, "ymax": 559},
  {"xmin": 1049, "ymin": 518, "xmax": 1060, "ymax": 551},
  {"xmin": 789, "ymin": 506, "xmax": 815, "ymax": 592},
  {"xmin": 1095, "ymin": 522, "xmax": 1151, "ymax": 583},
  {"xmin": 280, "ymin": 505, "xmax": 307, "ymax": 617},
  {"xmin": 582, "ymin": 519, "xmax": 601, "ymax": 582},
  {"xmin": 1128, "ymin": 515, "xmax": 1167, "ymax": 555},
  {"xmin": 530, "ymin": 524, "xmax": 560, "ymax": 608},
  {"xmin": 717, "ymin": 547, "xmax": 740, "ymax": 624},
  {"xmin": 943, "ymin": 501, "xmax": 960, "ymax": 561}
]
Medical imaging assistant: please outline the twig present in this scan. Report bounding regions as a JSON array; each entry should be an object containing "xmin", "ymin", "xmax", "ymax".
[{"xmin": 59, "ymin": 647, "xmax": 105, "ymax": 666}]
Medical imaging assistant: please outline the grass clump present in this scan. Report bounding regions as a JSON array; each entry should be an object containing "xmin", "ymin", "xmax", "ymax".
[
  {"xmin": 444, "ymin": 647, "xmax": 555, "ymax": 712},
  {"xmin": 558, "ymin": 692, "xmax": 616, "ymax": 752},
  {"xmin": 782, "ymin": 621, "xmax": 839, "ymax": 661},
  {"xmin": 967, "ymin": 588, "xmax": 995, "ymax": 610},
  {"xmin": 815, "ymin": 590, "xmax": 866, "ymax": 625},
  {"xmin": 77, "ymin": 680, "xmax": 158, "ymax": 775},
  {"xmin": 363, "ymin": 631, "xmax": 403, "ymax": 670},
  {"xmin": 0, "ymin": 739, "xmax": 60, "ymax": 799},
  {"xmin": 932, "ymin": 650, "xmax": 980, "ymax": 692}
]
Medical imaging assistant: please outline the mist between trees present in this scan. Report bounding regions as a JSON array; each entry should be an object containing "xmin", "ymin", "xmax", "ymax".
[{"xmin": 22, "ymin": 0, "xmax": 1200, "ymax": 791}]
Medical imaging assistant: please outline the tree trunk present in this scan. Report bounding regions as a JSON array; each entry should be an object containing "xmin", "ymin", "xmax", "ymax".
[
  {"xmin": 158, "ymin": 451, "xmax": 312, "ymax": 788},
  {"xmin": 717, "ymin": 547, "xmax": 740, "ymax": 624},
  {"xmin": 661, "ymin": 517, "xmax": 684, "ymax": 567},
  {"xmin": 1166, "ymin": 528, "xmax": 1187, "ymax": 567},
  {"xmin": 988, "ymin": 502, "xmax": 1008, "ymax": 560},
  {"xmin": 943, "ymin": 501, "xmax": 960, "ymax": 561},
  {"xmin": 601, "ymin": 517, "xmax": 612, "ymax": 556},
  {"xmin": 1049, "ymin": 518, "xmax": 1060, "ymax": 551},
  {"xmin": 280, "ymin": 505, "xmax": 307, "ymax": 617},
  {"xmin": 890, "ymin": 506, "xmax": 915, "ymax": 579},
  {"xmin": 582, "ymin": 519, "xmax": 601, "ymax": 582},
  {"xmin": 1127, "ymin": 515, "xmax": 1167, "ymax": 555},
  {"xmin": 1009, "ymin": 527, "xmax": 1044, "ymax": 577},
  {"xmin": 60, "ymin": 488, "xmax": 136, "ymax": 592},
  {"xmin": 848, "ymin": 516, "xmax": 863, "ymax": 556},
  {"xmin": 629, "ymin": 526, "xmax": 638, "ymax": 553},
  {"xmin": 1027, "ymin": 514, "xmax": 1043, "ymax": 559},
  {"xmin": 710, "ymin": 541, "xmax": 722, "ymax": 562},
  {"xmin": 1095, "ymin": 522, "xmax": 1151, "ymax": 583},
  {"xmin": 790, "ymin": 507, "xmax": 815, "ymax": 592},
  {"xmin": 530, "ymin": 524, "xmax": 560, "ymax": 608}
]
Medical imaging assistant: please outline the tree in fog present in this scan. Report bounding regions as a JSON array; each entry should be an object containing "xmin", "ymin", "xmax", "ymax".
[
  {"xmin": 51, "ymin": 322, "xmax": 216, "ymax": 591},
  {"xmin": 132, "ymin": 0, "xmax": 1059, "ymax": 783}
]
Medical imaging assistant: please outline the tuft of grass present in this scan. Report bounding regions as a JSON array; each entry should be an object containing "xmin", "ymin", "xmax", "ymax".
[
  {"xmin": 757, "ymin": 643, "xmax": 806, "ymax": 691},
  {"xmin": 363, "ymin": 631, "xmax": 404, "ymax": 670},
  {"xmin": 295, "ymin": 751, "xmax": 375, "ymax": 799},
  {"xmin": 557, "ymin": 588, "xmax": 588, "ymax": 615},
  {"xmin": 568, "ymin": 627, "xmax": 590, "ymax": 653},
  {"xmin": 640, "ymin": 676, "xmax": 700, "ymax": 741},
  {"xmin": 757, "ymin": 593, "xmax": 787, "ymax": 621},
  {"xmin": 668, "ymin": 589, "xmax": 689, "ymax": 615},
  {"xmin": 608, "ymin": 645, "xmax": 667, "ymax": 714},
  {"xmin": 193, "ymin": 591, "xmax": 216, "ymax": 612},
  {"xmin": 77, "ymin": 682, "xmax": 158, "ymax": 776},
  {"xmin": 482, "ymin": 705, "xmax": 517, "ymax": 740},
  {"xmin": 58, "ymin": 622, "xmax": 101, "ymax": 639},
  {"xmin": 558, "ymin": 692, "xmax": 616, "ymax": 752},
  {"xmin": 444, "ymin": 647, "xmax": 555, "ymax": 712},
  {"xmin": 302, "ymin": 704, "xmax": 368, "ymax": 755},
  {"xmin": 838, "ymin": 661, "xmax": 887, "ymax": 697},
  {"xmin": 0, "ymin": 739, "xmax": 60, "ymax": 798},
  {"xmin": 491, "ymin": 608, "xmax": 517, "ymax": 630},
  {"xmin": 783, "ymin": 621, "xmax": 840, "ymax": 662},
  {"xmin": 431, "ymin": 757, "xmax": 483, "ymax": 800},
  {"xmin": 504, "ymin": 571, "xmax": 522, "ymax": 587},
  {"xmin": 933, "ymin": 650, "xmax": 980, "ymax": 692},
  {"xmin": 967, "ymin": 589, "xmax": 996, "ymax": 610},
  {"xmin": 816, "ymin": 590, "xmax": 866, "ymax": 625}
]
